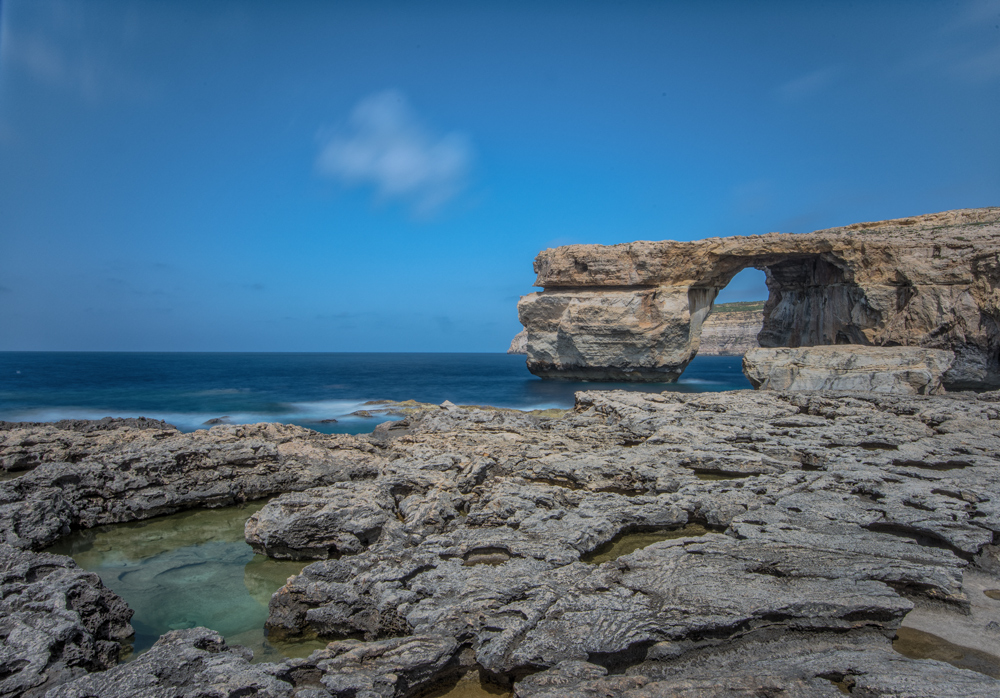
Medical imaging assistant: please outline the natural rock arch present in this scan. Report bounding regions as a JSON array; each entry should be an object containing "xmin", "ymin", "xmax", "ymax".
[{"xmin": 517, "ymin": 208, "xmax": 1000, "ymax": 389}]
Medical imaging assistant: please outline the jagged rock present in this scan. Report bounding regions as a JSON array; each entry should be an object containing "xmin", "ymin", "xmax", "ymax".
[
  {"xmin": 514, "ymin": 630, "xmax": 1000, "ymax": 697},
  {"xmin": 245, "ymin": 482, "xmax": 397, "ymax": 560},
  {"xmin": 265, "ymin": 388, "xmax": 1000, "ymax": 693},
  {"xmin": 518, "ymin": 207, "xmax": 1000, "ymax": 387},
  {"xmin": 0, "ymin": 422, "xmax": 380, "ymax": 551},
  {"xmin": 49, "ymin": 628, "xmax": 294, "ymax": 698},
  {"xmin": 743, "ymin": 345, "xmax": 956, "ymax": 394},
  {"xmin": 284, "ymin": 635, "xmax": 458, "ymax": 697},
  {"xmin": 4, "ymin": 387, "xmax": 1000, "ymax": 695},
  {"xmin": 0, "ymin": 417, "xmax": 179, "ymax": 474},
  {"xmin": 508, "ymin": 329, "xmax": 528, "ymax": 354},
  {"xmin": 0, "ymin": 544, "xmax": 133, "ymax": 698}
]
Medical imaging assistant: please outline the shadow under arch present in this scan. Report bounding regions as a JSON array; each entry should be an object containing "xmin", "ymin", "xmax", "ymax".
[{"xmin": 687, "ymin": 252, "xmax": 883, "ymax": 360}]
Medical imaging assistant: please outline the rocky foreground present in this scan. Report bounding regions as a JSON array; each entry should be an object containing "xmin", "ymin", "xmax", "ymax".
[{"xmin": 3, "ymin": 389, "xmax": 1000, "ymax": 696}]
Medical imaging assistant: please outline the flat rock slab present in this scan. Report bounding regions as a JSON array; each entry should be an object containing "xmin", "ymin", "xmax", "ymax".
[{"xmin": 743, "ymin": 345, "xmax": 955, "ymax": 394}]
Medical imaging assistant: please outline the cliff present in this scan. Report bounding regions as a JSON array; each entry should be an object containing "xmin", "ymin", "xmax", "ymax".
[
  {"xmin": 517, "ymin": 207, "xmax": 1000, "ymax": 388},
  {"xmin": 509, "ymin": 304, "xmax": 763, "ymax": 356},
  {"xmin": 508, "ymin": 329, "xmax": 527, "ymax": 354}
]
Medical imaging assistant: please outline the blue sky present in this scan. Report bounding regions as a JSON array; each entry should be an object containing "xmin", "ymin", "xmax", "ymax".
[{"xmin": 1, "ymin": 0, "xmax": 997, "ymax": 352}]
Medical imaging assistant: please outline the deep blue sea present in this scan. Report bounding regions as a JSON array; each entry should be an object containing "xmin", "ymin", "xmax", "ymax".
[{"xmin": 0, "ymin": 353, "xmax": 750, "ymax": 434}]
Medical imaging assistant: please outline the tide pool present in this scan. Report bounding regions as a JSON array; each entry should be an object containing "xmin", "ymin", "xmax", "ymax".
[{"xmin": 46, "ymin": 502, "xmax": 328, "ymax": 663}]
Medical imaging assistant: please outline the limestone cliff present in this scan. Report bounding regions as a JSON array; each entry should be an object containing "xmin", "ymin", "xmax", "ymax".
[
  {"xmin": 691, "ymin": 304, "xmax": 763, "ymax": 356},
  {"xmin": 509, "ymin": 305, "xmax": 763, "ymax": 356},
  {"xmin": 517, "ymin": 207, "xmax": 1000, "ymax": 388},
  {"xmin": 508, "ymin": 329, "xmax": 528, "ymax": 354}
]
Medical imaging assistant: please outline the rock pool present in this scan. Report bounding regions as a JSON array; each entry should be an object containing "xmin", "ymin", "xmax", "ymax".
[{"xmin": 45, "ymin": 501, "xmax": 328, "ymax": 663}]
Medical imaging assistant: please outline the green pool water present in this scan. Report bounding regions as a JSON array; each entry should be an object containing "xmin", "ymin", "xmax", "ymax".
[{"xmin": 46, "ymin": 501, "xmax": 328, "ymax": 663}]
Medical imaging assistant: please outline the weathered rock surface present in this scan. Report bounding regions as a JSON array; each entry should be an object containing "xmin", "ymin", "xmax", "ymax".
[
  {"xmin": 518, "ymin": 207, "xmax": 1000, "ymax": 387},
  {"xmin": 509, "ymin": 305, "xmax": 764, "ymax": 357},
  {"xmin": 283, "ymin": 635, "xmax": 459, "ymax": 697},
  {"xmin": 4, "ymin": 387, "xmax": 1000, "ymax": 695},
  {"xmin": 49, "ymin": 628, "xmax": 294, "ymax": 698},
  {"xmin": 744, "ymin": 345, "xmax": 956, "ymax": 394},
  {"xmin": 696, "ymin": 308, "xmax": 763, "ymax": 356},
  {"xmin": 245, "ymin": 482, "xmax": 398, "ymax": 560},
  {"xmin": 508, "ymin": 329, "xmax": 528, "ymax": 354},
  {"xmin": 0, "ymin": 544, "xmax": 133, "ymax": 698},
  {"xmin": 260, "ymin": 389, "xmax": 1000, "ymax": 694},
  {"xmin": 0, "ymin": 421, "xmax": 379, "ymax": 547},
  {"xmin": 514, "ymin": 630, "xmax": 1000, "ymax": 697}
]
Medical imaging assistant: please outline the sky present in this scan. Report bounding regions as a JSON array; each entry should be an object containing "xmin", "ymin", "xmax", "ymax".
[{"xmin": 1, "ymin": 0, "xmax": 997, "ymax": 352}]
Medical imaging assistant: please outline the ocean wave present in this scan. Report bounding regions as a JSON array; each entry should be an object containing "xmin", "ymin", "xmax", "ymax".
[
  {"xmin": 0, "ymin": 402, "xmax": 400, "ymax": 434},
  {"xmin": 0, "ymin": 396, "xmax": 576, "ymax": 433},
  {"xmin": 189, "ymin": 388, "xmax": 253, "ymax": 396}
]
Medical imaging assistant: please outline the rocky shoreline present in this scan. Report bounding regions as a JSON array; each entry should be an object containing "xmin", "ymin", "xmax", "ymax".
[{"xmin": 3, "ymin": 388, "xmax": 1000, "ymax": 696}]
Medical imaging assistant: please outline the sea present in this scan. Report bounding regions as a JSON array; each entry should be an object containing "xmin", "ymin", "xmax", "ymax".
[{"xmin": 0, "ymin": 352, "xmax": 751, "ymax": 434}]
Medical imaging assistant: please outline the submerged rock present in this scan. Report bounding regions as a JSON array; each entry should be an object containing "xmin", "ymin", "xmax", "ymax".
[{"xmin": 743, "ymin": 345, "xmax": 956, "ymax": 394}]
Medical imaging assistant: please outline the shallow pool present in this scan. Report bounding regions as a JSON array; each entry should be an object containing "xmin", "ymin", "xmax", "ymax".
[{"xmin": 46, "ymin": 501, "xmax": 328, "ymax": 663}]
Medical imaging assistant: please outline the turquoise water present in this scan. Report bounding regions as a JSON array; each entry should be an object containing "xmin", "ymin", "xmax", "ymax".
[
  {"xmin": 45, "ymin": 502, "xmax": 328, "ymax": 662},
  {"xmin": 0, "ymin": 353, "xmax": 750, "ymax": 433}
]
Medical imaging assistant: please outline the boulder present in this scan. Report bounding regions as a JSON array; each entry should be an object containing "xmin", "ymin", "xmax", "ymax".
[{"xmin": 743, "ymin": 345, "xmax": 956, "ymax": 394}]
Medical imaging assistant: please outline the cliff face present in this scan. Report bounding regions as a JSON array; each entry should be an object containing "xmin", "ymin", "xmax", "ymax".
[
  {"xmin": 517, "ymin": 207, "xmax": 1000, "ymax": 387},
  {"xmin": 509, "ymin": 307, "xmax": 762, "ymax": 356},
  {"xmin": 508, "ymin": 329, "xmax": 528, "ymax": 354},
  {"xmin": 693, "ymin": 308, "xmax": 762, "ymax": 356}
]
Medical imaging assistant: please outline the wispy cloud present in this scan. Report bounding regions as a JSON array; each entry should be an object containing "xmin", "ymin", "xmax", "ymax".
[
  {"xmin": 896, "ymin": 0, "xmax": 1000, "ymax": 83},
  {"xmin": 0, "ymin": 1, "xmax": 153, "ymax": 103},
  {"xmin": 775, "ymin": 67, "xmax": 839, "ymax": 102},
  {"xmin": 316, "ymin": 90, "xmax": 473, "ymax": 215}
]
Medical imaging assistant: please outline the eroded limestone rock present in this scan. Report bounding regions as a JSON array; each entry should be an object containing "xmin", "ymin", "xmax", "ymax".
[
  {"xmin": 48, "ymin": 628, "xmax": 294, "ymax": 698},
  {"xmin": 0, "ymin": 544, "xmax": 133, "ymax": 698},
  {"xmin": 4, "ymin": 388, "xmax": 1000, "ymax": 696},
  {"xmin": 518, "ymin": 207, "xmax": 1000, "ymax": 387},
  {"xmin": 696, "ymin": 307, "xmax": 763, "ymax": 356},
  {"xmin": 743, "ymin": 345, "xmax": 955, "ymax": 394}
]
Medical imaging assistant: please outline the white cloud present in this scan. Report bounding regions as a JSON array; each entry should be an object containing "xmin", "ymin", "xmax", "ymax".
[{"xmin": 316, "ymin": 90, "xmax": 473, "ymax": 214}]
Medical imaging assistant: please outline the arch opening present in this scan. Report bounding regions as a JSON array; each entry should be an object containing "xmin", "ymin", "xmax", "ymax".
[
  {"xmin": 694, "ymin": 268, "xmax": 766, "ymax": 357},
  {"xmin": 685, "ymin": 253, "xmax": 880, "ymax": 369}
]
